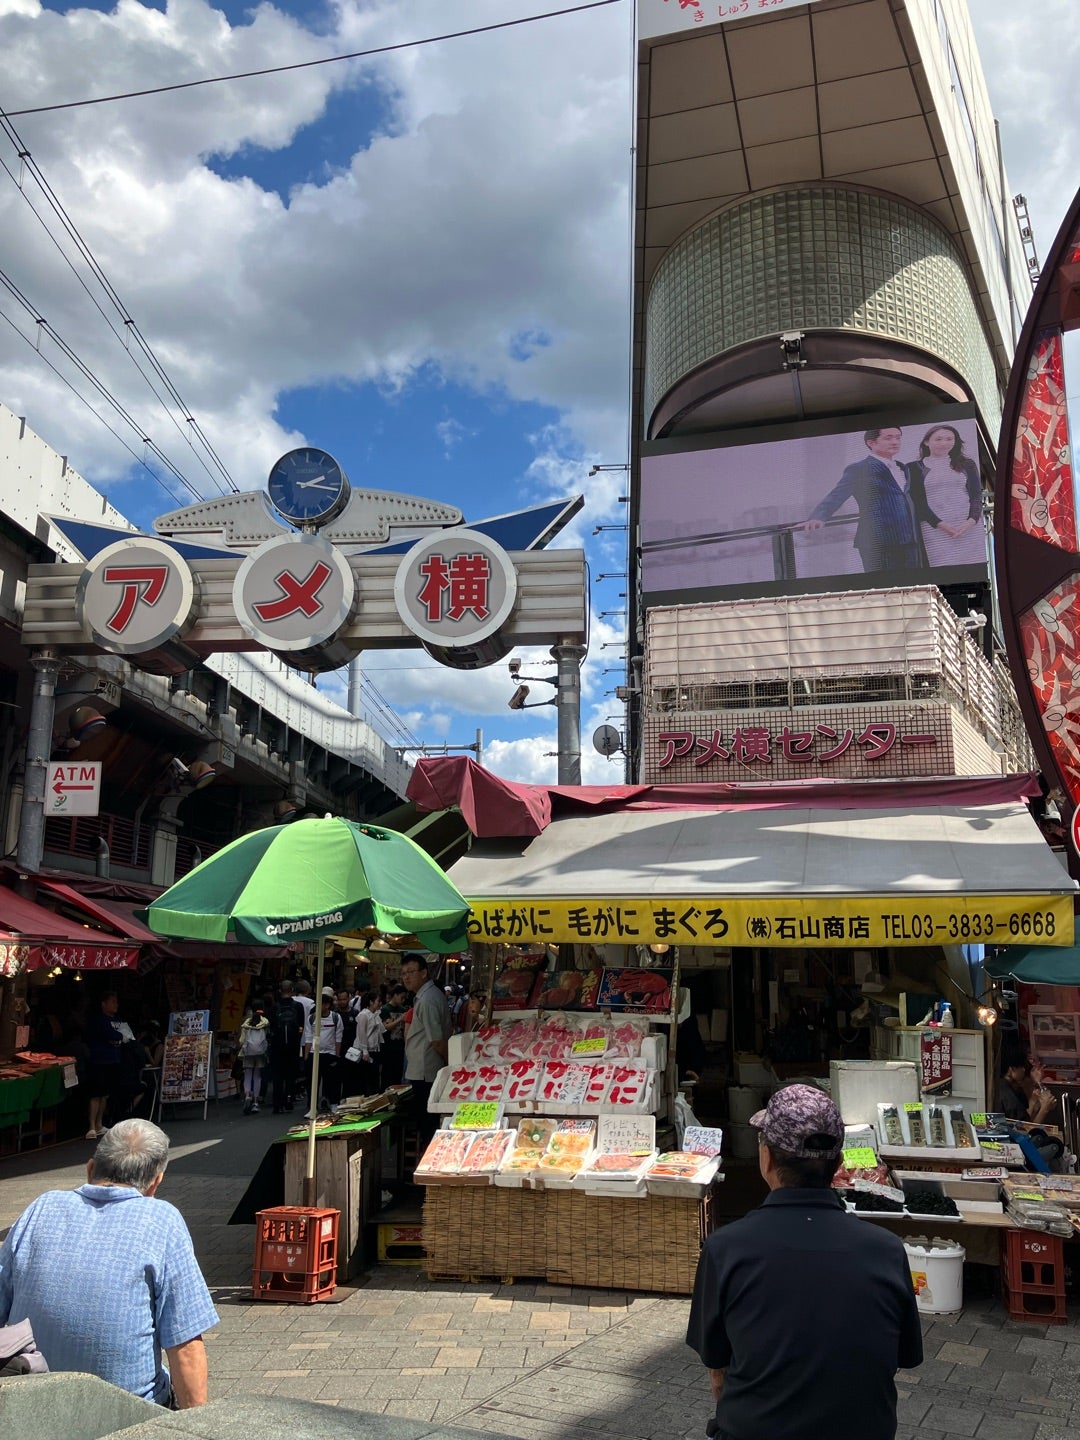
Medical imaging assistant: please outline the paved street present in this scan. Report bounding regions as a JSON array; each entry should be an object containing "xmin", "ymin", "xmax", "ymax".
[{"xmin": 3, "ymin": 1111, "xmax": 1080, "ymax": 1439}]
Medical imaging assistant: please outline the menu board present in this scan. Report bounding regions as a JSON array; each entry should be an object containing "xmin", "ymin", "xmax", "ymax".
[
  {"xmin": 161, "ymin": 1032, "xmax": 213, "ymax": 1103},
  {"xmin": 168, "ymin": 1009, "xmax": 210, "ymax": 1036}
]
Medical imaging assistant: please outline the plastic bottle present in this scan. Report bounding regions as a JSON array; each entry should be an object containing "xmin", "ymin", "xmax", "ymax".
[{"xmin": 940, "ymin": 1002, "xmax": 954, "ymax": 1029}]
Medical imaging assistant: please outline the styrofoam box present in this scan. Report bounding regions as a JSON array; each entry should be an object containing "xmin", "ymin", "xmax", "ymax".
[
  {"xmin": 892, "ymin": 1168, "xmax": 1003, "ymax": 1213},
  {"xmin": 735, "ymin": 1054, "xmax": 775, "ymax": 1088},
  {"xmin": 830, "ymin": 1060, "xmax": 919, "ymax": 1125}
]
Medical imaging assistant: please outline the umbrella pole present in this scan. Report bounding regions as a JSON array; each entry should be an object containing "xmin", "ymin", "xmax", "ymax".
[{"xmin": 304, "ymin": 936, "xmax": 326, "ymax": 1205}]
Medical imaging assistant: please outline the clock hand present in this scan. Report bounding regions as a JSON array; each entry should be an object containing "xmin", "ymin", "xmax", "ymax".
[{"xmin": 296, "ymin": 474, "xmax": 328, "ymax": 489}]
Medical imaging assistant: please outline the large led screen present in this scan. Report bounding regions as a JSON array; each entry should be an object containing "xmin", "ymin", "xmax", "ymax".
[{"xmin": 640, "ymin": 415, "xmax": 986, "ymax": 604}]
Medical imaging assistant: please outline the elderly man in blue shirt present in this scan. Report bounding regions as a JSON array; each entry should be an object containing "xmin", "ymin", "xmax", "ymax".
[{"xmin": 0, "ymin": 1118, "xmax": 218, "ymax": 1407}]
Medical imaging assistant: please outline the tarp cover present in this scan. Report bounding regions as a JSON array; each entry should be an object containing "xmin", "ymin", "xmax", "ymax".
[
  {"xmin": 447, "ymin": 800, "xmax": 1075, "ymax": 949},
  {"xmin": 409, "ymin": 755, "xmax": 1045, "ymax": 838},
  {"xmin": 448, "ymin": 802, "xmax": 1072, "ymax": 900}
]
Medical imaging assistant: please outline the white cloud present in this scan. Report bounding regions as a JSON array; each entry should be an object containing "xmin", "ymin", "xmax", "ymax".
[
  {"xmin": 0, "ymin": 0, "xmax": 631, "ymax": 494},
  {"xmin": 434, "ymin": 416, "xmax": 472, "ymax": 458}
]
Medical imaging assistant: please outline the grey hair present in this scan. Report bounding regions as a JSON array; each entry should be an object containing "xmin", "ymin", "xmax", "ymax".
[{"xmin": 93, "ymin": 1118, "xmax": 170, "ymax": 1193}]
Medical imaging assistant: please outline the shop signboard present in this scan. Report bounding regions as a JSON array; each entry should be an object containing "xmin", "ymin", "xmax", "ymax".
[
  {"xmin": 45, "ymin": 760, "xmax": 101, "ymax": 817},
  {"xmin": 37, "ymin": 942, "xmax": 137, "ymax": 971},
  {"xmin": 920, "ymin": 1031, "xmax": 953, "ymax": 1097},
  {"xmin": 637, "ymin": 0, "xmax": 827, "ymax": 40},
  {"xmin": 640, "ymin": 412, "xmax": 986, "ymax": 606},
  {"xmin": 466, "ymin": 894, "xmax": 1073, "ymax": 949},
  {"xmin": 644, "ymin": 705, "xmax": 946, "ymax": 784}
]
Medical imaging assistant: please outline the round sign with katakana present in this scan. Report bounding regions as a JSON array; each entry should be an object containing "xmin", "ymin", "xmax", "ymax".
[
  {"xmin": 76, "ymin": 537, "xmax": 197, "ymax": 656},
  {"xmin": 394, "ymin": 529, "xmax": 517, "ymax": 649},
  {"xmin": 233, "ymin": 533, "xmax": 355, "ymax": 652}
]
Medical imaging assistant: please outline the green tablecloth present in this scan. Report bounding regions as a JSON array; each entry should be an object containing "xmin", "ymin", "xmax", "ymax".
[
  {"xmin": 274, "ymin": 1116, "xmax": 385, "ymax": 1144},
  {"xmin": 0, "ymin": 1063, "xmax": 65, "ymax": 1128}
]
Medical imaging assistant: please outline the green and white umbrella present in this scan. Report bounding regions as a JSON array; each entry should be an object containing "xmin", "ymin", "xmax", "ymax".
[{"xmin": 140, "ymin": 816, "xmax": 470, "ymax": 1190}]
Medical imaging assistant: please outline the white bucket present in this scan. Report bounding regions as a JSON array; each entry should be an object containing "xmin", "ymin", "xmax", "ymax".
[
  {"xmin": 730, "ymin": 1122, "xmax": 759, "ymax": 1160},
  {"xmin": 729, "ymin": 1085, "xmax": 764, "ymax": 1124},
  {"xmin": 904, "ymin": 1237, "xmax": 966, "ymax": 1315}
]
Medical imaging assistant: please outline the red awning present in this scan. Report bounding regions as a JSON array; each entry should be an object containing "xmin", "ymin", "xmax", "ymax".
[
  {"xmin": 0, "ymin": 884, "xmax": 139, "ymax": 975},
  {"xmin": 37, "ymin": 879, "xmax": 159, "ymax": 942}
]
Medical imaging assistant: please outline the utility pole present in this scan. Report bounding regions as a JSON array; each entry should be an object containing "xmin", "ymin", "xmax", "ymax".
[
  {"xmin": 16, "ymin": 650, "xmax": 60, "ymax": 875},
  {"xmin": 551, "ymin": 638, "xmax": 586, "ymax": 785}
]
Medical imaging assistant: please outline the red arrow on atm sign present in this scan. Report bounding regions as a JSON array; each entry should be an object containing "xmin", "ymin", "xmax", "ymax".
[{"xmin": 51, "ymin": 764, "xmax": 99, "ymax": 797}]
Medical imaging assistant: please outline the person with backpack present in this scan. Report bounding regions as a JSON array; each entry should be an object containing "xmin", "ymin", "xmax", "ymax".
[
  {"xmin": 268, "ymin": 981, "xmax": 305, "ymax": 1115},
  {"xmin": 238, "ymin": 1001, "xmax": 270, "ymax": 1114}
]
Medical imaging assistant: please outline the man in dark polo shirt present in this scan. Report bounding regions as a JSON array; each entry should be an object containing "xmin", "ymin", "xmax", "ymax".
[{"xmin": 687, "ymin": 1084, "xmax": 922, "ymax": 1440}]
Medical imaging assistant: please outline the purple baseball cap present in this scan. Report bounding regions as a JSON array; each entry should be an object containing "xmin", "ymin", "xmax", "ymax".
[{"xmin": 750, "ymin": 1083, "xmax": 844, "ymax": 1160}]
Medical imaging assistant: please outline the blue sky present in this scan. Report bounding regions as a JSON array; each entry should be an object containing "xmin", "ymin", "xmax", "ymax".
[{"xmin": 2, "ymin": 0, "xmax": 1078, "ymax": 783}]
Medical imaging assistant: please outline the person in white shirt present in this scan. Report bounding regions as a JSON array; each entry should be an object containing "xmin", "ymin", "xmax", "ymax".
[
  {"xmin": 304, "ymin": 990, "xmax": 342, "ymax": 1115},
  {"xmin": 352, "ymin": 992, "xmax": 384, "ymax": 1095}
]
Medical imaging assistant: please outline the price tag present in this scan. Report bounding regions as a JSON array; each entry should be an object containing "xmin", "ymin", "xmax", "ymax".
[
  {"xmin": 903, "ymin": 1102, "xmax": 923, "ymax": 1112},
  {"xmin": 981, "ymin": 1141, "xmax": 1002, "ymax": 1151},
  {"xmin": 969, "ymin": 1113, "xmax": 987, "ymax": 1127},
  {"xmin": 1013, "ymin": 1191, "xmax": 1043, "ymax": 1201},
  {"xmin": 842, "ymin": 1146, "xmax": 878, "ymax": 1169},
  {"xmin": 854, "ymin": 1178, "xmax": 906, "ymax": 1204},
  {"xmin": 451, "ymin": 1102, "xmax": 501, "ymax": 1130},
  {"xmin": 571, "ymin": 1035, "xmax": 608, "ymax": 1056},
  {"xmin": 965, "ymin": 1167, "xmax": 1005, "ymax": 1181}
]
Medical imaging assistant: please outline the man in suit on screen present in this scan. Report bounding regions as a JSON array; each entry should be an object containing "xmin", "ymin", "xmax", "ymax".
[{"xmin": 800, "ymin": 427, "xmax": 923, "ymax": 573}]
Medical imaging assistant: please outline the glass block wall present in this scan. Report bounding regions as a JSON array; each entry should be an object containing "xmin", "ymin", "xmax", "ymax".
[{"xmin": 644, "ymin": 186, "xmax": 1001, "ymax": 430}]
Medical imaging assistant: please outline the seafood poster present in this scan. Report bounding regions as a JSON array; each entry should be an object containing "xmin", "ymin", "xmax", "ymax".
[
  {"xmin": 596, "ymin": 967, "xmax": 674, "ymax": 1014},
  {"xmin": 490, "ymin": 952, "xmax": 548, "ymax": 1011}
]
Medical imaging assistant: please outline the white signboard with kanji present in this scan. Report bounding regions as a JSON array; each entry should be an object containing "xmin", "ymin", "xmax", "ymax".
[
  {"xmin": 638, "ymin": 0, "xmax": 826, "ymax": 41},
  {"xmin": 45, "ymin": 760, "xmax": 101, "ymax": 816}
]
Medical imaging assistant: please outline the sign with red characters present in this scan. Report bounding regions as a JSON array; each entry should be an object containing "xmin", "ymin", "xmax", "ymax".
[
  {"xmin": 76, "ymin": 537, "xmax": 197, "ymax": 655},
  {"xmin": 233, "ymin": 533, "xmax": 355, "ymax": 659},
  {"xmin": 394, "ymin": 529, "xmax": 518, "ymax": 656}
]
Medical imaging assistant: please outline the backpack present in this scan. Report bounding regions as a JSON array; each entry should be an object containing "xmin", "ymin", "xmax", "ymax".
[
  {"xmin": 240, "ymin": 1021, "xmax": 268, "ymax": 1058},
  {"xmin": 269, "ymin": 998, "xmax": 302, "ymax": 1052}
]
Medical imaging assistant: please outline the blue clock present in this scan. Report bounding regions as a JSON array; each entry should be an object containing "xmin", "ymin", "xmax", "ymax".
[{"xmin": 267, "ymin": 447, "xmax": 351, "ymax": 528}]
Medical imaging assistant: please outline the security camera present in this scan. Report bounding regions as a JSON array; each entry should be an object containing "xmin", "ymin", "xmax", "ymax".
[
  {"xmin": 169, "ymin": 757, "xmax": 190, "ymax": 777},
  {"xmin": 508, "ymin": 685, "xmax": 531, "ymax": 710},
  {"xmin": 508, "ymin": 657, "xmax": 522, "ymax": 676}
]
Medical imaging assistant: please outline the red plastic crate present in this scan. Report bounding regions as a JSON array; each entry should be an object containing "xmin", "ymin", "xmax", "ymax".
[
  {"xmin": 253, "ymin": 1206, "xmax": 339, "ymax": 1304},
  {"xmin": 1001, "ymin": 1231, "xmax": 1067, "ymax": 1324}
]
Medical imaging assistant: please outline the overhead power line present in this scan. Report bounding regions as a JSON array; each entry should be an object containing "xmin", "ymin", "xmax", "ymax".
[
  {"xmin": 1, "ymin": 2, "xmax": 622, "ymax": 118},
  {"xmin": 0, "ymin": 112, "xmax": 238, "ymax": 497},
  {"xmin": 0, "ymin": 302, "xmax": 197, "ymax": 509},
  {"xmin": 0, "ymin": 264, "xmax": 206, "ymax": 503}
]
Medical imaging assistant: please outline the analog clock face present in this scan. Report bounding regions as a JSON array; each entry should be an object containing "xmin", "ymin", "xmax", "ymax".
[{"xmin": 267, "ymin": 448, "xmax": 350, "ymax": 527}]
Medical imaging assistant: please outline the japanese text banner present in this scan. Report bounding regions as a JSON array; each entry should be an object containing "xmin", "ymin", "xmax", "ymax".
[{"xmin": 466, "ymin": 895, "xmax": 1073, "ymax": 948}]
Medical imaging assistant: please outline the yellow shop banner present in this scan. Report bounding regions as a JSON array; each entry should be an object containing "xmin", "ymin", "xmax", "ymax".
[{"xmin": 465, "ymin": 895, "xmax": 1073, "ymax": 948}]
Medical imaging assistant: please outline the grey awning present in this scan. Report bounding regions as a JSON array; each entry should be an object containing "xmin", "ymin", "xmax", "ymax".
[{"xmin": 449, "ymin": 803, "xmax": 1075, "ymax": 949}]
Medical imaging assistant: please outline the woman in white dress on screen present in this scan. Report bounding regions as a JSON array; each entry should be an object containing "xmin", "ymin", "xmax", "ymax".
[{"xmin": 908, "ymin": 424, "xmax": 985, "ymax": 567}]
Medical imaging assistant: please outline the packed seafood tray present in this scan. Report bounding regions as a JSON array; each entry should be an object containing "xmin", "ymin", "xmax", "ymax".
[
  {"xmin": 414, "ymin": 1127, "xmax": 517, "ymax": 1186},
  {"xmin": 493, "ymin": 1117, "xmax": 599, "ymax": 1191},
  {"xmin": 447, "ymin": 1015, "xmax": 666, "ymax": 1070},
  {"xmin": 874, "ymin": 1100, "xmax": 984, "ymax": 1164},
  {"xmin": 1003, "ymin": 1173, "xmax": 1080, "ymax": 1211},
  {"xmin": 573, "ymin": 1113, "xmax": 658, "ymax": 1198}
]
